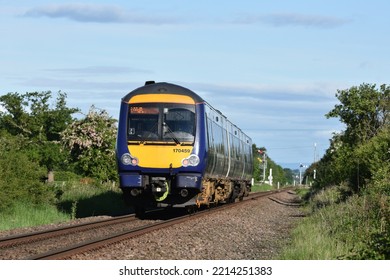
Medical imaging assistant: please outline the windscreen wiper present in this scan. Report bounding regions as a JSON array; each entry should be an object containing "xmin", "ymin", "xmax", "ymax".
[{"xmin": 163, "ymin": 122, "xmax": 181, "ymax": 145}]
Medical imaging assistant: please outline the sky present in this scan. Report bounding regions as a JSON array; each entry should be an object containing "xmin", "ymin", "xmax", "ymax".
[{"xmin": 1, "ymin": 0, "xmax": 389, "ymax": 169}]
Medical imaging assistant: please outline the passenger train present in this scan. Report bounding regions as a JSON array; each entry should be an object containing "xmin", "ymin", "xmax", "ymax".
[{"xmin": 116, "ymin": 81, "xmax": 253, "ymax": 215}]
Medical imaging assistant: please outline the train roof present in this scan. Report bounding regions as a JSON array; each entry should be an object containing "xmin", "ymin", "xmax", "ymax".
[{"xmin": 122, "ymin": 81, "xmax": 205, "ymax": 103}]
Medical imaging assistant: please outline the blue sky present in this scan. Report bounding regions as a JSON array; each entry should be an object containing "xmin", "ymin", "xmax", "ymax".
[{"xmin": 1, "ymin": 0, "xmax": 389, "ymax": 168}]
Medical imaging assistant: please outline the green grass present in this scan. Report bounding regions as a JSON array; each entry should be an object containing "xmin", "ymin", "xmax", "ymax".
[
  {"xmin": 251, "ymin": 183, "xmax": 276, "ymax": 192},
  {"xmin": 0, "ymin": 181, "xmax": 130, "ymax": 231},
  {"xmin": 54, "ymin": 181, "xmax": 129, "ymax": 218},
  {"xmin": 277, "ymin": 208, "xmax": 350, "ymax": 259},
  {"xmin": 0, "ymin": 201, "xmax": 70, "ymax": 231},
  {"xmin": 277, "ymin": 186, "xmax": 390, "ymax": 259}
]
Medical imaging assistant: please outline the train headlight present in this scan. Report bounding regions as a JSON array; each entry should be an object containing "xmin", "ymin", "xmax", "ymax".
[
  {"xmin": 188, "ymin": 154, "xmax": 200, "ymax": 166},
  {"xmin": 182, "ymin": 154, "xmax": 199, "ymax": 167},
  {"xmin": 121, "ymin": 153, "xmax": 138, "ymax": 166}
]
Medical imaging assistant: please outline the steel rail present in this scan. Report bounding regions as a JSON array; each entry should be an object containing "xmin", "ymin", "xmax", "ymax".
[{"xmin": 0, "ymin": 214, "xmax": 138, "ymax": 248}]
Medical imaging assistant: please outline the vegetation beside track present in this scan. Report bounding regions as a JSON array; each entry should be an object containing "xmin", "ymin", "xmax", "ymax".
[
  {"xmin": 279, "ymin": 185, "xmax": 389, "ymax": 259},
  {"xmin": 251, "ymin": 183, "xmax": 275, "ymax": 192},
  {"xmin": 278, "ymin": 84, "xmax": 389, "ymax": 260},
  {"xmin": 0, "ymin": 180, "xmax": 127, "ymax": 231}
]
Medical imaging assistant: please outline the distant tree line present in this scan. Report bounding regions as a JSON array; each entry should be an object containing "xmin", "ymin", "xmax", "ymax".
[{"xmin": 252, "ymin": 145, "xmax": 293, "ymax": 185}]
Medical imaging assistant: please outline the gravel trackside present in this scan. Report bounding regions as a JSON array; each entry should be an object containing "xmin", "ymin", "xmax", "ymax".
[{"xmin": 70, "ymin": 191, "xmax": 304, "ymax": 260}]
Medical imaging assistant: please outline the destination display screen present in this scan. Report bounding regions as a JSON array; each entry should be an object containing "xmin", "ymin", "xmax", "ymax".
[{"xmin": 130, "ymin": 106, "xmax": 159, "ymax": 114}]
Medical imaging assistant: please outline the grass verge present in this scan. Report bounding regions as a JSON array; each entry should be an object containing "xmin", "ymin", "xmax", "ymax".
[
  {"xmin": 0, "ymin": 202, "xmax": 70, "ymax": 231},
  {"xmin": 251, "ymin": 183, "xmax": 276, "ymax": 192},
  {"xmin": 0, "ymin": 180, "xmax": 129, "ymax": 231},
  {"xmin": 277, "ymin": 186, "xmax": 390, "ymax": 259}
]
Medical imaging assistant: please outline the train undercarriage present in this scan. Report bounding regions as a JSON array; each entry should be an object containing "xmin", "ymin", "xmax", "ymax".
[
  {"xmin": 195, "ymin": 178, "xmax": 251, "ymax": 207},
  {"xmin": 122, "ymin": 176, "xmax": 251, "ymax": 217}
]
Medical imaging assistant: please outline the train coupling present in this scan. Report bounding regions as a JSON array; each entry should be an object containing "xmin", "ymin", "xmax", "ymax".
[{"xmin": 151, "ymin": 177, "xmax": 169, "ymax": 201}]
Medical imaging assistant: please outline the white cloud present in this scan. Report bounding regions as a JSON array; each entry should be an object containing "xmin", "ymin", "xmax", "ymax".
[
  {"xmin": 24, "ymin": 3, "xmax": 180, "ymax": 25},
  {"xmin": 232, "ymin": 13, "xmax": 351, "ymax": 29}
]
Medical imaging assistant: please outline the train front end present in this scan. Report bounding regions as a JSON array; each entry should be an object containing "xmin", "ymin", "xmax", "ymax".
[{"xmin": 116, "ymin": 82, "xmax": 206, "ymax": 212}]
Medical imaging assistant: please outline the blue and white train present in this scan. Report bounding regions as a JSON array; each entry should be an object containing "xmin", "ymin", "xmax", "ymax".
[{"xmin": 116, "ymin": 81, "xmax": 253, "ymax": 215}]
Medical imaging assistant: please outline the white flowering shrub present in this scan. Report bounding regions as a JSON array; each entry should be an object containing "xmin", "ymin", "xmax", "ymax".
[{"xmin": 61, "ymin": 106, "xmax": 117, "ymax": 182}]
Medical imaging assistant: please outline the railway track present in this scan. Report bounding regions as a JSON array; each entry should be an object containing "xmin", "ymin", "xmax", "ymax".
[
  {"xmin": 0, "ymin": 213, "xmax": 160, "ymax": 260},
  {"xmin": 0, "ymin": 189, "xmax": 292, "ymax": 260},
  {"xmin": 0, "ymin": 214, "xmax": 138, "ymax": 248}
]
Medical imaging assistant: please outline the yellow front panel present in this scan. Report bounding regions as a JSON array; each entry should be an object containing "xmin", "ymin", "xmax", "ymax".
[
  {"xmin": 128, "ymin": 145, "xmax": 193, "ymax": 168},
  {"xmin": 129, "ymin": 94, "xmax": 195, "ymax": 104}
]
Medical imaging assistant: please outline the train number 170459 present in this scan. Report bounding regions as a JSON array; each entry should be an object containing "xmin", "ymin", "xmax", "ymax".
[{"xmin": 173, "ymin": 148, "xmax": 191, "ymax": 153}]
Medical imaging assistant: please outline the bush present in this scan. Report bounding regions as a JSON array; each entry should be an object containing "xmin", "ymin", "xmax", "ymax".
[
  {"xmin": 280, "ymin": 186, "xmax": 390, "ymax": 259},
  {"xmin": 316, "ymin": 187, "xmax": 388, "ymax": 259},
  {"xmin": 0, "ymin": 135, "xmax": 56, "ymax": 212},
  {"xmin": 53, "ymin": 171, "xmax": 81, "ymax": 182},
  {"xmin": 61, "ymin": 106, "xmax": 117, "ymax": 182},
  {"xmin": 309, "ymin": 184, "xmax": 352, "ymax": 211}
]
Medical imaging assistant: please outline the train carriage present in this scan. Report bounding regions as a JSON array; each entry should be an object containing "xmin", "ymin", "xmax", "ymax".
[{"xmin": 116, "ymin": 81, "xmax": 253, "ymax": 214}]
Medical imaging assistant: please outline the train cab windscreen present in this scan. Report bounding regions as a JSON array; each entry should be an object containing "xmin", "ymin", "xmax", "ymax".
[{"xmin": 128, "ymin": 103, "xmax": 196, "ymax": 144}]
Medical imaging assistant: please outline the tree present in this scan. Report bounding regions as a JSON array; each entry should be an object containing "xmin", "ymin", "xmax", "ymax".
[
  {"xmin": 0, "ymin": 132, "xmax": 53, "ymax": 212},
  {"xmin": 252, "ymin": 144, "xmax": 266, "ymax": 181},
  {"xmin": 0, "ymin": 92, "xmax": 29, "ymax": 135},
  {"xmin": 251, "ymin": 144, "xmax": 290, "ymax": 185},
  {"xmin": 61, "ymin": 106, "xmax": 118, "ymax": 182},
  {"xmin": 326, "ymin": 83, "xmax": 389, "ymax": 145},
  {"xmin": 0, "ymin": 91, "xmax": 79, "ymax": 179},
  {"xmin": 267, "ymin": 157, "xmax": 289, "ymax": 185},
  {"xmin": 316, "ymin": 83, "xmax": 389, "ymax": 191}
]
